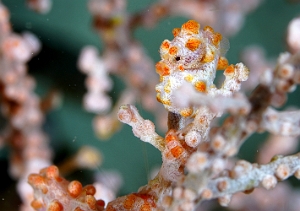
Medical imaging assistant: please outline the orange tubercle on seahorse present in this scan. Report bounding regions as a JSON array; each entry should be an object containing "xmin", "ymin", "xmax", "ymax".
[
  {"xmin": 181, "ymin": 20, "xmax": 200, "ymax": 34},
  {"xmin": 217, "ymin": 56, "xmax": 229, "ymax": 70},
  {"xmin": 203, "ymin": 25, "xmax": 214, "ymax": 33},
  {"xmin": 155, "ymin": 61, "xmax": 170, "ymax": 76},
  {"xmin": 194, "ymin": 81, "xmax": 207, "ymax": 92},
  {"xmin": 161, "ymin": 40, "xmax": 170, "ymax": 51},
  {"xmin": 172, "ymin": 28, "xmax": 181, "ymax": 37},
  {"xmin": 201, "ymin": 50, "xmax": 215, "ymax": 63},
  {"xmin": 224, "ymin": 64, "xmax": 235, "ymax": 76},
  {"xmin": 168, "ymin": 46, "xmax": 178, "ymax": 55},
  {"xmin": 180, "ymin": 108, "xmax": 193, "ymax": 117},
  {"xmin": 185, "ymin": 38, "xmax": 201, "ymax": 51},
  {"xmin": 212, "ymin": 32, "xmax": 222, "ymax": 46}
]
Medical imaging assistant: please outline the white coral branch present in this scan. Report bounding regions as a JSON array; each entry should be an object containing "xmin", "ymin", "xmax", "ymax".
[
  {"xmin": 207, "ymin": 153, "xmax": 300, "ymax": 200},
  {"xmin": 117, "ymin": 104, "xmax": 165, "ymax": 151},
  {"xmin": 169, "ymin": 153, "xmax": 300, "ymax": 210},
  {"xmin": 260, "ymin": 107, "xmax": 300, "ymax": 136}
]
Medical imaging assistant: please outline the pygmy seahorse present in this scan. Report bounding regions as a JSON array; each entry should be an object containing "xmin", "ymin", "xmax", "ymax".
[{"xmin": 155, "ymin": 20, "xmax": 230, "ymax": 117}]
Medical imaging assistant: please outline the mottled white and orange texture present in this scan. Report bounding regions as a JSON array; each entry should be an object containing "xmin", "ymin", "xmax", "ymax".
[
  {"xmin": 28, "ymin": 165, "xmax": 105, "ymax": 211},
  {"xmin": 155, "ymin": 20, "xmax": 229, "ymax": 116}
]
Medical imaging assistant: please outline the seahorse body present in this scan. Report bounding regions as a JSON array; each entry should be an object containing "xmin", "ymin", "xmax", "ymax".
[{"xmin": 155, "ymin": 20, "xmax": 229, "ymax": 117}]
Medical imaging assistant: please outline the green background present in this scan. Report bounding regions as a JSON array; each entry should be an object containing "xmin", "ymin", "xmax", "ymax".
[{"xmin": 1, "ymin": 0, "xmax": 300, "ymax": 210}]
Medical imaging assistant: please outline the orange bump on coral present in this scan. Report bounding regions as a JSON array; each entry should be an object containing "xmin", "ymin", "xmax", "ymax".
[
  {"xmin": 170, "ymin": 145, "xmax": 184, "ymax": 158},
  {"xmin": 31, "ymin": 199, "xmax": 43, "ymax": 209},
  {"xmin": 162, "ymin": 195, "xmax": 173, "ymax": 208},
  {"xmin": 275, "ymin": 164, "xmax": 290, "ymax": 180},
  {"xmin": 28, "ymin": 174, "xmax": 48, "ymax": 194},
  {"xmin": 68, "ymin": 180, "xmax": 83, "ymax": 198},
  {"xmin": 211, "ymin": 135, "xmax": 225, "ymax": 152},
  {"xmin": 47, "ymin": 200, "xmax": 64, "ymax": 211},
  {"xmin": 45, "ymin": 165, "xmax": 60, "ymax": 179},
  {"xmin": 86, "ymin": 195, "xmax": 97, "ymax": 210},
  {"xmin": 74, "ymin": 207, "xmax": 85, "ymax": 211},
  {"xmin": 261, "ymin": 175, "xmax": 277, "ymax": 189},
  {"xmin": 140, "ymin": 203, "xmax": 151, "ymax": 211},
  {"xmin": 201, "ymin": 188, "xmax": 213, "ymax": 200},
  {"xmin": 165, "ymin": 132, "xmax": 177, "ymax": 143},
  {"xmin": 123, "ymin": 194, "xmax": 137, "ymax": 209},
  {"xmin": 217, "ymin": 180, "xmax": 229, "ymax": 192},
  {"xmin": 28, "ymin": 174, "xmax": 44, "ymax": 187},
  {"xmin": 218, "ymin": 195, "xmax": 231, "ymax": 207},
  {"xmin": 84, "ymin": 184, "xmax": 97, "ymax": 195},
  {"xmin": 278, "ymin": 64, "xmax": 294, "ymax": 79},
  {"xmin": 96, "ymin": 200, "xmax": 106, "ymax": 209}
]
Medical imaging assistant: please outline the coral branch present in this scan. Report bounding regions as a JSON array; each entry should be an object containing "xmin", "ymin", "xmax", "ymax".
[
  {"xmin": 28, "ymin": 165, "xmax": 105, "ymax": 211},
  {"xmin": 207, "ymin": 153, "xmax": 300, "ymax": 199},
  {"xmin": 118, "ymin": 104, "xmax": 165, "ymax": 152},
  {"xmin": 261, "ymin": 107, "xmax": 300, "ymax": 136}
]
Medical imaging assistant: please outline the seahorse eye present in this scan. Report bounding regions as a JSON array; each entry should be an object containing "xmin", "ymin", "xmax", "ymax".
[{"xmin": 175, "ymin": 56, "xmax": 181, "ymax": 61}]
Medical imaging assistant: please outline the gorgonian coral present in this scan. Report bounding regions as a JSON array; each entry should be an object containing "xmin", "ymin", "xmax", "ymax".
[{"xmin": 26, "ymin": 17, "xmax": 300, "ymax": 211}]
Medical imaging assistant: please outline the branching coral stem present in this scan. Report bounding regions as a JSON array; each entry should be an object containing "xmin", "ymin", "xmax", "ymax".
[
  {"xmin": 118, "ymin": 104, "xmax": 165, "ymax": 151},
  {"xmin": 206, "ymin": 153, "xmax": 300, "ymax": 199}
]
